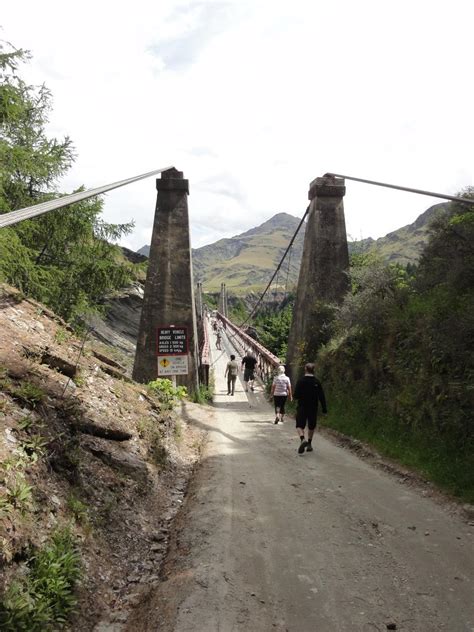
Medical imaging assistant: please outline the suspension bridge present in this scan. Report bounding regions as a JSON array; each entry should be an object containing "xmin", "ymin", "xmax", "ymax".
[
  {"xmin": 1, "ymin": 167, "xmax": 474, "ymax": 631},
  {"xmin": 2, "ymin": 165, "xmax": 472, "ymax": 392}
]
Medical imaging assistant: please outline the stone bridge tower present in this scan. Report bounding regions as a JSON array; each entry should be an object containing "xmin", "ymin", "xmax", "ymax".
[
  {"xmin": 286, "ymin": 175, "xmax": 350, "ymax": 379},
  {"xmin": 132, "ymin": 168, "xmax": 199, "ymax": 391}
]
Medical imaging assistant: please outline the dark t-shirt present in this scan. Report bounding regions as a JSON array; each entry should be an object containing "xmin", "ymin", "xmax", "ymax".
[
  {"xmin": 294, "ymin": 375, "xmax": 327, "ymax": 413},
  {"xmin": 242, "ymin": 355, "xmax": 257, "ymax": 370}
]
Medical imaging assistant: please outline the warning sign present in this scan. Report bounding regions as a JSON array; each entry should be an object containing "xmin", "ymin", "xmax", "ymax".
[
  {"xmin": 157, "ymin": 355, "xmax": 189, "ymax": 376},
  {"xmin": 157, "ymin": 326, "xmax": 188, "ymax": 356}
]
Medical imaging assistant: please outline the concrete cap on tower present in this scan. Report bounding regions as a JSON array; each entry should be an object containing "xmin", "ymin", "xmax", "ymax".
[{"xmin": 308, "ymin": 176, "xmax": 345, "ymax": 200}]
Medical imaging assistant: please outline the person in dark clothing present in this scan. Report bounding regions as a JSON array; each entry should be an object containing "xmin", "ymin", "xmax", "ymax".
[
  {"xmin": 293, "ymin": 362, "xmax": 327, "ymax": 454},
  {"xmin": 241, "ymin": 351, "xmax": 257, "ymax": 392}
]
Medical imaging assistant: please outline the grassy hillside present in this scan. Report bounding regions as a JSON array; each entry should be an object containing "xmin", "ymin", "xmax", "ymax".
[
  {"xmin": 138, "ymin": 203, "xmax": 447, "ymax": 294},
  {"xmin": 192, "ymin": 213, "xmax": 304, "ymax": 293},
  {"xmin": 355, "ymin": 203, "xmax": 449, "ymax": 264}
]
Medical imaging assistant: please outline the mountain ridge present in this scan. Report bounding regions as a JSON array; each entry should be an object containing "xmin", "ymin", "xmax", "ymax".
[{"xmin": 136, "ymin": 203, "xmax": 447, "ymax": 293}]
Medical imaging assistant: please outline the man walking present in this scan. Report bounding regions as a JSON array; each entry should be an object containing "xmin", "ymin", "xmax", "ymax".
[
  {"xmin": 225, "ymin": 354, "xmax": 239, "ymax": 395},
  {"xmin": 293, "ymin": 363, "xmax": 327, "ymax": 454},
  {"xmin": 241, "ymin": 350, "xmax": 257, "ymax": 392}
]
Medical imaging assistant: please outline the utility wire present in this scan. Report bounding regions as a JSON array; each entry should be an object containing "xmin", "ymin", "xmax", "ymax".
[
  {"xmin": 325, "ymin": 173, "xmax": 474, "ymax": 205},
  {"xmin": 238, "ymin": 204, "xmax": 310, "ymax": 329}
]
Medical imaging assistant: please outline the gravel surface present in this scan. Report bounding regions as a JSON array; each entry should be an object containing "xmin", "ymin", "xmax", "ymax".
[{"xmin": 128, "ymin": 327, "xmax": 474, "ymax": 632}]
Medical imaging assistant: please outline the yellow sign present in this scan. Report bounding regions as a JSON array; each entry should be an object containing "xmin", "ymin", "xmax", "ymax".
[{"xmin": 157, "ymin": 355, "xmax": 189, "ymax": 376}]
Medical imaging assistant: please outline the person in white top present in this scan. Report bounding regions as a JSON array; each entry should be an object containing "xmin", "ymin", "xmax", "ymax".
[{"xmin": 270, "ymin": 365, "xmax": 292, "ymax": 424}]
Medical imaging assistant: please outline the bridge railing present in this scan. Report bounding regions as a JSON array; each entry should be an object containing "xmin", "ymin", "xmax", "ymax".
[{"xmin": 216, "ymin": 311, "xmax": 281, "ymax": 385}]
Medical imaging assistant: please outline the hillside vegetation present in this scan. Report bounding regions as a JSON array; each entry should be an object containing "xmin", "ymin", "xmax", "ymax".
[
  {"xmin": 0, "ymin": 284, "xmax": 202, "ymax": 630},
  {"xmin": 0, "ymin": 43, "xmax": 142, "ymax": 325},
  {"xmin": 0, "ymin": 39, "xmax": 206, "ymax": 630},
  {"xmin": 256, "ymin": 198, "xmax": 474, "ymax": 502}
]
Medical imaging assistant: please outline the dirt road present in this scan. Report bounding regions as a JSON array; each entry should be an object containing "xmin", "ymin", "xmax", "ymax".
[{"xmin": 130, "ymin": 330, "xmax": 474, "ymax": 632}]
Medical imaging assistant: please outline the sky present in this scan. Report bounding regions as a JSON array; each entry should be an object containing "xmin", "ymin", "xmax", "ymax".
[{"xmin": 2, "ymin": 0, "xmax": 474, "ymax": 251}]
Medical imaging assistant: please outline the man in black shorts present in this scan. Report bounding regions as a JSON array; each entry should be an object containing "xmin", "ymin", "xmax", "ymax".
[
  {"xmin": 241, "ymin": 350, "xmax": 257, "ymax": 392},
  {"xmin": 293, "ymin": 363, "xmax": 327, "ymax": 454}
]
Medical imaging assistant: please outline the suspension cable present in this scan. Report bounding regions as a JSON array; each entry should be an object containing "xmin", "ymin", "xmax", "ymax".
[
  {"xmin": 272, "ymin": 267, "xmax": 280, "ymax": 302},
  {"xmin": 325, "ymin": 173, "xmax": 474, "ymax": 205},
  {"xmin": 0, "ymin": 166, "xmax": 175, "ymax": 228},
  {"xmin": 284, "ymin": 245, "xmax": 293, "ymax": 300},
  {"xmin": 238, "ymin": 204, "xmax": 310, "ymax": 329}
]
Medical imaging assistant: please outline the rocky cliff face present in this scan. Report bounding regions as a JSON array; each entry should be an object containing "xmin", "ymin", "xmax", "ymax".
[
  {"xmin": 89, "ymin": 283, "xmax": 144, "ymax": 370},
  {"xmin": 0, "ymin": 284, "xmax": 204, "ymax": 630}
]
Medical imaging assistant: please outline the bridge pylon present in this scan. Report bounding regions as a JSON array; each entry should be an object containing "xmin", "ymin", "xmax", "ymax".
[
  {"xmin": 196, "ymin": 282, "xmax": 203, "ymax": 321},
  {"xmin": 219, "ymin": 283, "xmax": 228, "ymax": 318},
  {"xmin": 287, "ymin": 175, "xmax": 350, "ymax": 379},
  {"xmin": 132, "ymin": 168, "xmax": 199, "ymax": 392}
]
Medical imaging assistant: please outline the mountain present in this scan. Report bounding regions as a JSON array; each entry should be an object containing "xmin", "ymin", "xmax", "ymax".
[
  {"xmin": 137, "ymin": 244, "xmax": 151, "ymax": 257},
  {"xmin": 353, "ymin": 203, "xmax": 448, "ymax": 265},
  {"xmin": 136, "ymin": 204, "xmax": 448, "ymax": 293},
  {"xmin": 192, "ymin": 213, "xmax": 304, "ymax": 292}
]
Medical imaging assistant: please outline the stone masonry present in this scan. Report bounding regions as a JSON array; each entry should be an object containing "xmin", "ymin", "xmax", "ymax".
[
  {"xmin": 132, "ymin": 168, "xmax": 199, "ymax": 391},
  {"xmin": 286, "ymin": 175, "xmax": 350, "ymax": 379}
]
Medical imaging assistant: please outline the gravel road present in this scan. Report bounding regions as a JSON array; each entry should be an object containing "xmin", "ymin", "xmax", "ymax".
[{"xmin": 131, "ymin": 328, "xmax": 474, "ymax": 632}]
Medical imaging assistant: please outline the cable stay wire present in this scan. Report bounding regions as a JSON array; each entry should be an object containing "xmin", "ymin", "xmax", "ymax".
[
  {"xmin": 272, "ymin": 267, "xmax": 280, "ymax": 303},
  {"xmin": 208, "ymin": 207, "xmax": 310, "ymax": 365},
  {"xmin": 0, "ymin": 167, "xmax": 175, "ymax": 228},
  {"xmin": 325, "ymin": 173, "xmax": 474, "ymax": 205},
  {"xmin": 238, "ymin": 204, "xmax": 310, "ymax": 330},
  {"xmin": 284, "ymin": 245, "xmax": 293, "ymax": 301}
]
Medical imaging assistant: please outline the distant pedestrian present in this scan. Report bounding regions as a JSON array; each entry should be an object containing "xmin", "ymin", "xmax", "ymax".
[
  {"xmin": 241, "ymin": 350, "xmax": 257, "ymax": 392},
  {"xmin": 293, "ymin": 363, "xmax": 327, "ymax": 454},
  {"xmin": 271, "ymin": 365, "xmax": 292, "ymax": 424},
  {"xmin": 225, "ymin": 354, "xmax": 239, "ymax": 395},
  {"xmin": 216, "ymin": 332, "xmax": 222, "ymax": 350}
]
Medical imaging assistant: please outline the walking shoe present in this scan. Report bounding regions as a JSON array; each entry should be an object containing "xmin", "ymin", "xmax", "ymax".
[
  {"xmin": 298, "ymin": 440, "xmax": 308, "ymax": 454},
  {"xmin": 274, "ymin": 416, "xmax": 279, "ymax": 424},
  {"xmin": 306, "ymin": 444, "xmax": 313, "ymax": 452}
]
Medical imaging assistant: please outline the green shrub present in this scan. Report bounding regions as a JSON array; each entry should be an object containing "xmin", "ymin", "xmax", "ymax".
[
  {"xmin": 21, "ymin": 435, "xmax": 48, "ymax": 460},
  {"xmin": 147, "ymin": 378, "xmax": 187, "ymax": 409},
  {"xmin": 12, "ymin": 382, "xmax": 45, "ymax": 408},
  {"xmin": 66, "ymin": 494, "xmax": 89, "ymax": 525},
  {"xmin": 5, "ymin": 473, "xmax": 32, "ymax": 513},
  {"xmin": 0, "ymin": 527, "xmax": 81, "ymax": 631},
  {"xmin": 136, "ymin": 416, "xmax": 167, "ymax": 467},
  {"xmin": 191, "ymin": 384, "xmax": 213, "ymax": 404},
  {"xmin": 54, "ymin": 328, "xmax": 70, "ymax": 345}
]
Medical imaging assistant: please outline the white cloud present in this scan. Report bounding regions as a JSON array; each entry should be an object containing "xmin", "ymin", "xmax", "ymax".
[{"xmin": 2, "ymin": 0, "xmax": 473, "ymax": 251}]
